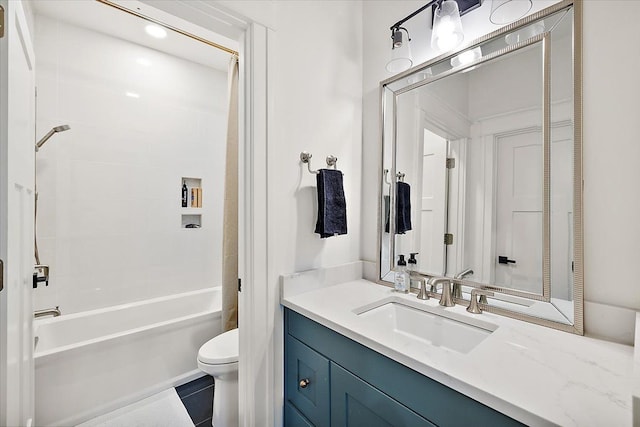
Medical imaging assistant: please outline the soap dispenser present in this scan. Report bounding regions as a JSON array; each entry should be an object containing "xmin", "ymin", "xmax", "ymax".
[
  {"xmin": 394, "ymin": 255, "xmax": 409, "ymax": 293},
  {"xmin": 407, "ymin": 253, "xmax": 419, "ymax": 289}
]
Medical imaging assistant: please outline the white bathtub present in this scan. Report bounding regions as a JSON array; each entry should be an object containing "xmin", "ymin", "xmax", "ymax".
[{"xmin": 34, "ymin": 287, "xmax": 222, "ymax": 426}]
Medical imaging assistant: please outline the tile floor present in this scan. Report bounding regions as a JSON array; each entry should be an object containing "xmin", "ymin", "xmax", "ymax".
[{"xmin": 76, "ymin": 376, "xmax": 214, "ymax": 427}]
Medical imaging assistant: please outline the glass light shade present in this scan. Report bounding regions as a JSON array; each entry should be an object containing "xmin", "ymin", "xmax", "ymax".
[
  {"xmin": 490, "ymin": 0, "xmax": 533, "ymax": 25},
  {"xmin": 386, "ymin": 41, "xmax": 413, "ymax": 74},
  {"xmin": 431, "ymin": 0, "xmax": 464, "ymax": 52}
]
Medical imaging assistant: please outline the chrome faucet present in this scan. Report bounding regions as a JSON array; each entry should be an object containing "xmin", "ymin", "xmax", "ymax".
[
  {"xmin": 428, "ymin": 277, "xmax": 455, "ymax": 307},
  {"xmin": 34, "ymin": 306, "xmax": 61, "ymax": 318},
  {"xmin": 452, "ymin": 268, "xmax": 474, "ymax": 299}
]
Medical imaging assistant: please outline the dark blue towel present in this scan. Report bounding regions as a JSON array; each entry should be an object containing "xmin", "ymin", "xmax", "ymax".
[
  {"xmin": 386, "ymin": 182, "xmax": 411, "ymax": 234},
  {"xmin": 315, "ymin": 169, "xmax": 347, "ymax": 238}
]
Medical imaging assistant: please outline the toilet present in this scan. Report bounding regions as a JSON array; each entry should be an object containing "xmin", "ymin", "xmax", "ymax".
[{"xmin": 197, "ymin": 328, "xmax": 239, "ymax": 427}]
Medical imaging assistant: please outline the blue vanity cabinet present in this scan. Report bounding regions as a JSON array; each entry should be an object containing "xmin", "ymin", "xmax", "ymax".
[
  {"xmin": 285, "ymin": 334, "xmax": 331, "ymax": 427},
  {"xmin": 330, "ymin": 363, "xmax": 435, "ymax": 427},
  {"xmin": 284, "ymin": 308, "xmax": 525, "ymax": 427}
]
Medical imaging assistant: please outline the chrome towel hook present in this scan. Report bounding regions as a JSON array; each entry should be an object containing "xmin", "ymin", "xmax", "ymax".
[{"xmin": 301, "ymin": 152, "xmax": 339, "ymax": 175}]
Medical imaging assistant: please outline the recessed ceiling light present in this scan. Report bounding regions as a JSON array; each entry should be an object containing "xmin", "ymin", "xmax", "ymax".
[
  {"xmin": 145, "ymin": 24, "xmax": 167, "ymax": 39},
  {"xmin": 136, "ymin": 58, "xmax": 152, "ymax": 67},
  {"xmin": 126, "ymin": 92, "xmax": 140, "ymax": 98}
]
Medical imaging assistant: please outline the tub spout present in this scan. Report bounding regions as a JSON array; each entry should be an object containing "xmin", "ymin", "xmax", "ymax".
[{"xmin": 34, "ymin": 306, "xmax": 61, "ymax": 318}]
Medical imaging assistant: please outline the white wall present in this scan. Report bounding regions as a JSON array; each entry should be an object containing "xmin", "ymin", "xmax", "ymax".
[
  {"xmin": 270, "ymin": 1, "xmax": 363, "ymax": 275},
  {"xmin": 363, "ymin": 1, "xmax": 640, "ymax": 344},
  {"xmin": 34, "ymin": 15, "xmax": 228, "ymax": 314}
]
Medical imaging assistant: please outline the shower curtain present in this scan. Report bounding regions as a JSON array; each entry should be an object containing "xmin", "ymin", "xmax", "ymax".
[{"xmin": 222, "ymin": 56, "xmax": 239, "ymax": 331}]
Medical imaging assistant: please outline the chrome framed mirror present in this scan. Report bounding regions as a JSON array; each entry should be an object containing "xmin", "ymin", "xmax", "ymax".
[{"xmin": 377, "ymin": 0, "xmax": 583, "ymax": 334}]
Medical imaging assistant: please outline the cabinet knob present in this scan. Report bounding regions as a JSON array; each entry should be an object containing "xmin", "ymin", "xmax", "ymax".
[{"xmin": 299, "ymin": 378, "xmax": 310, "ymax": 388}]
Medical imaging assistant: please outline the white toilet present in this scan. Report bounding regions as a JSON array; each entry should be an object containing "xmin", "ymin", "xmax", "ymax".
[{"xmin": 197, "ymin": 328, "xmax": 239, "ymax": 427}]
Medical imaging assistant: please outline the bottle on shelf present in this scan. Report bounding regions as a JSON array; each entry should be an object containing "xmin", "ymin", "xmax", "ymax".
[{"xmin": 182, "ymin": 180, "xmax": 188, "ymax": 207}]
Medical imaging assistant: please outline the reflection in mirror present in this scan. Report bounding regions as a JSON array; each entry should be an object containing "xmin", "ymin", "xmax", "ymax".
[{"xmin": 378, "ymin": 2, "xmax": 581, "ymax": 333}]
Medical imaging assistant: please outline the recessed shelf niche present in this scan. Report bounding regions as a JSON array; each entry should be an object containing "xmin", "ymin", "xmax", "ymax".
[{"xmin": 181, "ymin": 176, "xmax": 203, "ymax": 229}]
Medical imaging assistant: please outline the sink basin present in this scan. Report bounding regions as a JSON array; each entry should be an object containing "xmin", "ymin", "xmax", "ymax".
[{"xmin": 354, "ymin": 298, "xmax": 497, "ymax": 354}]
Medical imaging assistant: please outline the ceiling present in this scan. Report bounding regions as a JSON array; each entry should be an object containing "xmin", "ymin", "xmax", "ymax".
[{"xmin": 30, "ymin": 0, "xmax": 238, "ymax": 71}]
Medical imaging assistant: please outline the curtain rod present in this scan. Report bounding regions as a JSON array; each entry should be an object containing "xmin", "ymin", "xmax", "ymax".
[{"xmin": 96, "ymin": 0, "xmax": 239, "ymax": 57}]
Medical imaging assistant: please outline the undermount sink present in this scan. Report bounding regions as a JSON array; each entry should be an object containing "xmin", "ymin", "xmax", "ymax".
[{"xmin": 354, "ymin": 298, "xmax": 498, "ymax": 354}]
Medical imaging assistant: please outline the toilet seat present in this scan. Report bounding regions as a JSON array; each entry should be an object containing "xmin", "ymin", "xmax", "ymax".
[{"xmin": 198, "ymin": 328, "xmax": 239, "ymax": 365}]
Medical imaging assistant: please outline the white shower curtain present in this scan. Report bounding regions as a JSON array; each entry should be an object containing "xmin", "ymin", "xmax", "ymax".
[{"xmin": 222, "ymin": 56, "xmax": 239, "ymax": 332}]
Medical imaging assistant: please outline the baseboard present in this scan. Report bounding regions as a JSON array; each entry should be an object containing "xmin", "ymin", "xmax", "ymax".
[{"xmin": 54, "ymin": 369, "xmax": 203, "ymax": 426}]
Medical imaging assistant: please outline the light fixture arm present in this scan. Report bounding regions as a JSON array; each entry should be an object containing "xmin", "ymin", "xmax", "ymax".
[
  {"xmin": 389, "ymin": 0, "xmax": 441, "ymax": 32},
  {"xmin": 389, "ymin": 0, "xmax": 483, "ymax": 33}
]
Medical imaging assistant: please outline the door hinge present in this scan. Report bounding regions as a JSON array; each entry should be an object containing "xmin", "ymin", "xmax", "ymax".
[
  {"xmin": 0, "ymin": 6, "xmax": 5, "ymax": 39},
  {"xmin": 238, "ymin": 278, "xmax": 242, "ymax": 292},
  {"xmin": 0, "ymin": 259, "xmax": 4, "ymax": 292},
  {"xmin": 444, "ymin": 233, "xmax": 453, "ymax": 245},
  {"xmin": 446, "ymin": 158, "xmax": 455, "ymax": 169}
]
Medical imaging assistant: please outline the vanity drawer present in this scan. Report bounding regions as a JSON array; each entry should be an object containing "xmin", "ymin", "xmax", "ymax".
[{"xmin": 285, "ymin": 334, "xmax": 330, "ymax": 427}]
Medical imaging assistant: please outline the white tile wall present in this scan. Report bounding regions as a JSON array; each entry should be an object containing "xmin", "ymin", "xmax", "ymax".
[{"xmin": 33, "ymin": 15, "xmax": 228, "ymax": 313}]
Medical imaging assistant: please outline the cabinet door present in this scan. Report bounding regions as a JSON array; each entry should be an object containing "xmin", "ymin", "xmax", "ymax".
[
  {"xmin": 285, "ymin": 336, "xmax": 330, "ymax": 427},
  {"xmin": 331, "ymin": 363, "xmax": 435, "ymax": 427}
]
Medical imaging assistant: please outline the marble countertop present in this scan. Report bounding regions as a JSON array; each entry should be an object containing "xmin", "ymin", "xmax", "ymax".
[{"xmin": 281, "ymin": 279, "xmax": 636, "ymax": 427}]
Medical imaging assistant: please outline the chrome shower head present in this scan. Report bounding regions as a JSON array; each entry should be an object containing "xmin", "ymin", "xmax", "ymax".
[
  {"xmin": 53, "ymin": 125, "xmax": 70, "ymax": 132},
  {"xmin": 35, "ymin": 125, "xmax": 70, "ymax": 151}
]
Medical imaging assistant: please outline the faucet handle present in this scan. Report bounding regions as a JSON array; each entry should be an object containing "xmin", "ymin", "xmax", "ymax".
[
  {"xmin": 416, "ymin": 277, "xmax": 429, "ymax": 300},
  {"xmin": 467, "ymin": 289, "xmax": 494, "ymax": 314}
]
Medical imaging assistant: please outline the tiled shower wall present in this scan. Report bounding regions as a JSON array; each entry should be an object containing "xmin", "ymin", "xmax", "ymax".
[{"xmin": 33, "ymin": 14, "xmax": 228, "ymax": 313}]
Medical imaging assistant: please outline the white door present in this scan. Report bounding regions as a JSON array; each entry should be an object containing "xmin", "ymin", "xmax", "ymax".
[
  {"xmin": 0, "ymin": 1, "xmax": 36, "ymax": 426},
  {"xmin": 494, "ymin": 130, "xmax": 543, "ymax": 293},
  {"xmin": 418, "ymin": 128, "xmax": 447, "ymax": 275}
]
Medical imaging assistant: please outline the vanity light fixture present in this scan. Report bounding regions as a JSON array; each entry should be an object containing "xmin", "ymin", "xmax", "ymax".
[
  {"xmin": 431, "ymin": 0, "xmax": 465, "ymax": 52},
  {"xmin": 386, "ymin": 0, "xmax": 483, "ymax": 74},
  {"xmin": 386, "ymin": 27, "xmax": 413, "ymax": 73}
]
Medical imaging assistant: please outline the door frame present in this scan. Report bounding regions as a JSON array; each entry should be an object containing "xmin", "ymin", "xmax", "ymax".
[{"xmin": 0, "ymin": 1, "xmax": 273, "ymax": 425}]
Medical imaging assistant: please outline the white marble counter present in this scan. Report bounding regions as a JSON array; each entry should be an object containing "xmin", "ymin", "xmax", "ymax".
[{"xmin": 281, "ymin": 279, "xmax": 636, "ymax": 427}]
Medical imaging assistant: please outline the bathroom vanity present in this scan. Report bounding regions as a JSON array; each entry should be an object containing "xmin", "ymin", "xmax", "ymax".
[
  {"xmin": 281, "ymin": 278, "xmax": 634, "ymax": 426},
  {"xmin": 285, "ymin": 308, "xmax": 521, "ymax": 426}
]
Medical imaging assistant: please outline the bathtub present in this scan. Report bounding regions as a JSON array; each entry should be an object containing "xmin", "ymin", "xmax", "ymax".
[{"xmin": 34, "ymin": 287, "xmax": 222, "ymax": 426}]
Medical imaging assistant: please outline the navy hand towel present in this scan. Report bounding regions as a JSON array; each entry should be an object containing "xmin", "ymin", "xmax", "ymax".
[
  {"xmin": 315, "ymin": 169, "xmax": 347, "ymax": 238},
  {"xmin": 394, "ymin": 182, "xmax": 412, "ymax": 234}
]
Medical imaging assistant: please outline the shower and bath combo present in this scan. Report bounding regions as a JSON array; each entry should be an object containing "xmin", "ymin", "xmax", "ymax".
[{"xmin": 33, "ymin": 125, "xmax": 70, "ymax": 290}]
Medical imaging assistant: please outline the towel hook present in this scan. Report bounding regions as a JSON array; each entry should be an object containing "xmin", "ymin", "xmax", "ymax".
[
  {"xmin": 326, "ymin": 155, "xmax": 338, "ymax": 169},
  {"xmin": 300, "ymin": 151, "xmax": 319, "ymax": 175},
  {"xmin": 384, "ymin": 169, "xmax": 391, "ymax": 185},
  {"xmin": 301, "ymin": 152, "xmax": 339, "ymax": 175},
  {"xmin": 383, "ymin": 169, "xmax": 405, "ymax": 184}
]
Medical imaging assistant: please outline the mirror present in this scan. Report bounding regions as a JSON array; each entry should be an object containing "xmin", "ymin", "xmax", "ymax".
[{"xmin": 378, "ymin": 1, "xmax": 582, "ymax": 334}]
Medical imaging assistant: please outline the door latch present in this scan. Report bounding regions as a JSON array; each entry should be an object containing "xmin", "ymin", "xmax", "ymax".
[
  {"xmin": 0, "ymin": 259, "xmax": 3, "ymax": 292},
  {"xmin": 498, "ymin": 256, "xmax": 516, "ymax": 265}
]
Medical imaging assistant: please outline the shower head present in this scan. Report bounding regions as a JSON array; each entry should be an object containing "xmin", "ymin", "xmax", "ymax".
[{"xmin": 35, "ymin": 125, "xmax": 70, "ymax": 151}]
